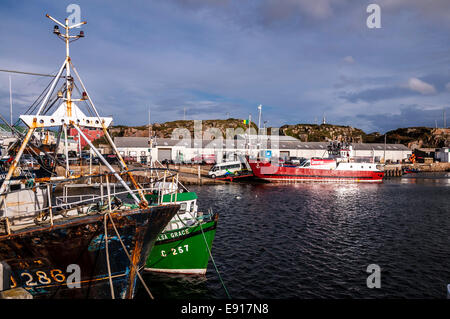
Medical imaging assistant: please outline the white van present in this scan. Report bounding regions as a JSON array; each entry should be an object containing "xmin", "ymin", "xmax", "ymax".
[{"xmin": 208, "ymin": 161, "xmax": 243, "ymax": 178}]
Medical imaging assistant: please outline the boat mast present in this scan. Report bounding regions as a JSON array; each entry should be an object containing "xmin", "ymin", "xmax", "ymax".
[
  {"xmin": 148, "ymin": 108, "xmax": 153, "ymax": 164},
  {"xmin": 9, "ymin": 76, "xmax": 12, "ymax": 126},
  {"xmin": 46, "ymin": 14, "xmax": 85, "ymax": 177},
  {"xmin": 257, "ymin": 104, "xmax": 262, "ymax": 153},
  {"xmin": 0, "ymin": 14, "xmax": 146, "ymax": 207}
]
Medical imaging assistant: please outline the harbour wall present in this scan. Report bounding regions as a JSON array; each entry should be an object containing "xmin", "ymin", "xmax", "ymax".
[
  {"xmin": 64, "ymin": 162, "xmax": 450, "ymax": 185},
  {"xmin": 66, "ymin": 164, "xmax": 228, "ymax": 185},
  {"xmin": 384, "ymin": 162, "xmax": 450, "ymax": 177}
]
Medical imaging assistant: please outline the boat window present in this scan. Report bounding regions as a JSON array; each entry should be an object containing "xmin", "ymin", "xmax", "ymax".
[
  {"xmin": 10, "ymin": 184, "xmax": 21, "ymax": 191},
  {"xmin": 190, "ymin": 201, "xmax": 195, "ymax": 212},
  {"xmin": 180, "ymin": 203, "xmax": 187, "ymax": 211}
]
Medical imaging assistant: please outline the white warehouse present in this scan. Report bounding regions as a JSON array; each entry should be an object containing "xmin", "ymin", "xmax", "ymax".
[{"xmin": 114, "ymin": 135, "xmax": 411, "ymax": 164}]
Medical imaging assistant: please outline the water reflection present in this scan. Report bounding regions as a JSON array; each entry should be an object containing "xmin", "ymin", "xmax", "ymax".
[{"xmin": 140, "ymin": 174, "xmax": 450, "ymax": 299}]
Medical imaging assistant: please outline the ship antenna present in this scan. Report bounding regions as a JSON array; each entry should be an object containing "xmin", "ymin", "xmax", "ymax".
[
  {"xmin": 44, "ymin": 14, "xmax": 146, "ymax": 206},
  {"xmin": 45, "ymin": 14, "xmax": 86, "ymax": 118}
]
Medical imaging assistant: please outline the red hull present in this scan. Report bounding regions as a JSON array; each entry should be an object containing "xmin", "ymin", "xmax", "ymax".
[{"xmin": 249, "ymin": 161, "xmax": 384, "ymax": 182}]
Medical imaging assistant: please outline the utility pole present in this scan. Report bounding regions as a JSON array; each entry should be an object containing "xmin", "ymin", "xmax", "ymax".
[
  {"xmin": 444, "ymin": 109, "xmax": 447, "ymax": 128},
  {"xmin": 148, "ymin": 108, "xmax": 152, "ymax": 166},
  {"xmin": 148, "ymin": 108, "xmax": 151, "ymax": 142},
  {"xmin": 257, "ymin": 104, "xmax": 262, "ymax": 135},
  {"xmin": 246, "ymin": 114, "xmax": 251, "ymax": 155},
  {"xmin": 257, "ymin": 105, "xmax": 262, "ymax": 152}
]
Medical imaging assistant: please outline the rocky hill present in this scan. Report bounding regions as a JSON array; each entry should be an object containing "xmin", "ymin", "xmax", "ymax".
[
  {"xmin": 277, "ymin": 124, "xmax": 366, "ymax": 143},
  {"xmin": 110, "ymin": 119, "xmax": 257, "ymax": 139},
  {"xmin": 364, "ymin": 127, "xmax": 449, "ymax": 149},
  {"xmin": 108, "ymin": 119, "xmax": 449, "ymax": 149}
]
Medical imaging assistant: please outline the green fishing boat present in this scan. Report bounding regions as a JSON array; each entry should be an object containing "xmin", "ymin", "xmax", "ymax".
[{"xmin": 142, "ymin": 186, "xmax": 218, "ymax": 274}]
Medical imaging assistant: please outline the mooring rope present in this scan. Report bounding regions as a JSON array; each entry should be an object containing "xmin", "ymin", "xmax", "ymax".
[
  {"xmin": 168, "ymin": 207, "xmax": 231, "ymax": 298},
  {"xmin": 106, "ymin": 211, "xmax": 155, "ymax": 299},
  {"xmin": 103, "ymin": 213, "xmax": 115, "ymax": 299},
  {"xmin": 105, "ymin": 175, "xmax": 154, "ymax": 299},
  {"xmin": 199, "ymin": 215, "xmax": 232, "ymax": 299}
]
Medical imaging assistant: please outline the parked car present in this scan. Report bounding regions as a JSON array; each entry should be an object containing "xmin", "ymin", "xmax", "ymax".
[
  {"xmin": 104, "ymin": 154, "xmax": 119, "ymax": 165},
  {"xmin": 191, "ymin": 154, "xmax": 216, "ymax": 165},
  {"xmin": 208, "ymin": 161, "xmax": 244, "ymax": 179},
  {"xmin": 161, "ymin": 159, "xmax": 173, "ymax": 165},
  {"xmin": 91, "ymin": 156, "xmax": 100, "ymax": 165},
  {"xmin": 123, "ymin": 156, "xmax": 136, "ymax": 164}
]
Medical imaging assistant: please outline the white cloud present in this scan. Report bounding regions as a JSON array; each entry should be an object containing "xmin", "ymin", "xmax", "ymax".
[
  {"xmin": 342, "ymin": 56, "xmax": 355, "ymax": 64},
  {"xmin": 294, "ymin": 0, "xmax": 335, "ymax": 19},
  {"xmin": 406, "ymin": 77, "xmax": 436, "ymax": 95}
]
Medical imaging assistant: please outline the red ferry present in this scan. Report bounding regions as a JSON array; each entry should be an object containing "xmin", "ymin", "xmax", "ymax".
[{"xmin": 248, "ymin": 142, "xmax": 385, "ymax": 183}]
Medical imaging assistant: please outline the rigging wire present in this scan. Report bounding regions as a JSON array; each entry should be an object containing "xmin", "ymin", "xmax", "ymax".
[
  {"xmin": 73, "ymin": 82, "xmax": 95, "ymax": 117},
  {"xmin": 0, "ymin": 69, "xmax": 66, "ymax": 78},
  {"xmin": 106, "ymin": 209, "xmax": 155, "ymax": 299}
]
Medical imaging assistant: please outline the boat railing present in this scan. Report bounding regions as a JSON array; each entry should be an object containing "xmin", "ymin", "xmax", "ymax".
[
  {"xmin": 0, "ymin": 181, "xmax": 182, "ymax": 235},
  {"xmin": 55, "ymin": 185, "xmax": 180, "ymax": 207},
  {"xmin": 164, "ymin": 209, "xmax": 216, "ymax": 232}
]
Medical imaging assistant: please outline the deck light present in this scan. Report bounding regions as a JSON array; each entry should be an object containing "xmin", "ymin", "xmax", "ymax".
[{"xmin": 53, "ymin": 25, "xmax": 60, "ymax": 35}]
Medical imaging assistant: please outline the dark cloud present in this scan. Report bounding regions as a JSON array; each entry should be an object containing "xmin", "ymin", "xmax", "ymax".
[
  {"xmin": 356, "ymin": 105, "xmax": 450, "ymax": 132},
  {"xmin": 0, "ymin": 0, "xmax": 449, "ymax": 133},
  {"xmin": 333, "ymin": 75, "xmax": 395, "ymax": 89},
  {"xmin": 339, "ymin": 87, "xmax": 419, "ymax": 103},
  {"xmin": 419, "ymin": 73, "xmax": 450, "ymax": 92}
]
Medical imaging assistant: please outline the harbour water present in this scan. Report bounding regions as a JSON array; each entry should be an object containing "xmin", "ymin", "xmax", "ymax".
[{"xmin": 138, "ymin": 172, "xmax": 450, "ymax": 299}]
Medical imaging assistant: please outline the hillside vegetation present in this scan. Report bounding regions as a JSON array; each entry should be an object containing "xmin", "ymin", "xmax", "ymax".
[{"xmin": 107, "ymin": 119, "xmax": 449, "ymax": 149}]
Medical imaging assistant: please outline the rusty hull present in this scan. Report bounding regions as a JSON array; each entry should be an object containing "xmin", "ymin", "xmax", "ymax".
[{"xmin": 0, "ymin": 204, "xmax": 179, "ymax": 299}]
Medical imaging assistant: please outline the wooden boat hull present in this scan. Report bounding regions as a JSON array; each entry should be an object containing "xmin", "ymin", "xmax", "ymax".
[{"xmin": 0, "ymin": 204, "xmax": 179, "ymax": 299}]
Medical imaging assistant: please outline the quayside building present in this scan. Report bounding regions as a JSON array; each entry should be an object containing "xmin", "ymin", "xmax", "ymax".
[{"xmin": 114, "ymin": 135, "xmax": 411, "ymax": 165}]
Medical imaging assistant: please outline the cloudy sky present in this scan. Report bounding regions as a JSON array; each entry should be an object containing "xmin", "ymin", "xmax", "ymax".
[{"xmin": 0, "ymin": 0, "xmax": 449, "ymax": 133}]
